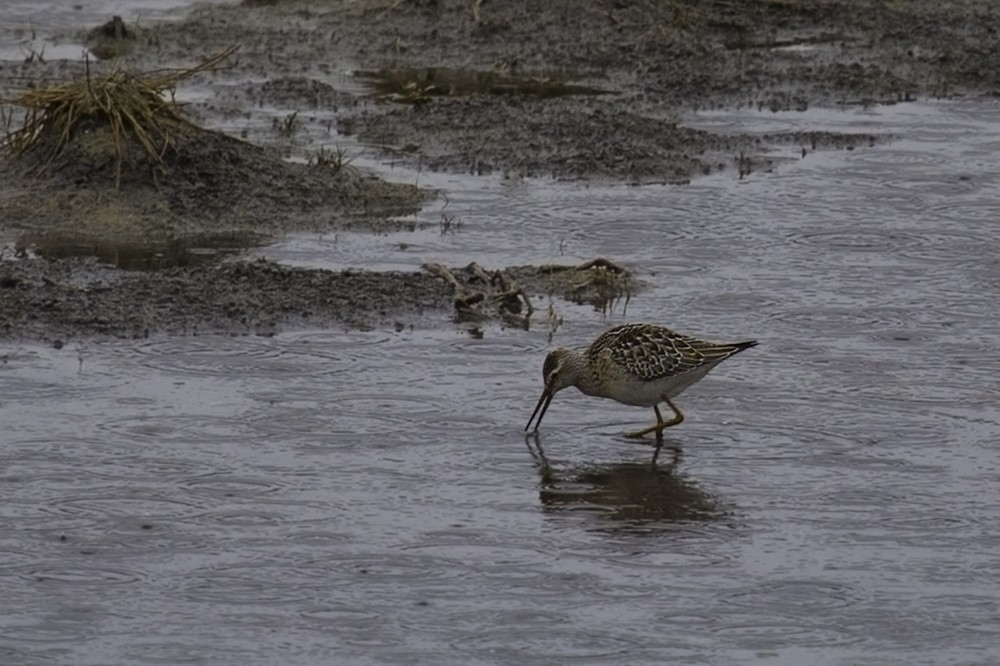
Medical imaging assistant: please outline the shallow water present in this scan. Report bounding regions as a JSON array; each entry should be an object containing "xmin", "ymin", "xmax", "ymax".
[
  {"xmin": 0, "ymin": 0, "xmax": 201, "ymax": 61},
  {"xmin": 4, "ymin": 4, "xmax": 1000, "ymax": 664}
]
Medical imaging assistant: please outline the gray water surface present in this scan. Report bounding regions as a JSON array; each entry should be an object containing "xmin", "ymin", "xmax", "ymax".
[{"xmin": 3, "ymin": 5, "xmax": 1000, "ymax": 662}]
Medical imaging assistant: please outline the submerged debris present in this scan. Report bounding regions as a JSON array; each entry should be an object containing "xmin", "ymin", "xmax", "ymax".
[
  {"xmin": 423, "ymin": 257, "xmax": 640, "ymax": 328},
  {"xmin": 518, "ymin": 257, "xmax": 635, "ymax": 311},
  {"xmin": 423, "ymin": 262, "xmax": 534, "ymax": 328}
]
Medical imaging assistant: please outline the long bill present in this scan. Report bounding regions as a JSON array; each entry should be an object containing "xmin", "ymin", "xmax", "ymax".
[{"xmin": 525, "ymin": 387, "xmax": 554, "ymax": 432}]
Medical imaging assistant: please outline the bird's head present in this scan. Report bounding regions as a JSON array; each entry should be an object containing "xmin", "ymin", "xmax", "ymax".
[
  {"xmin": 541, "ymin": 348, "xmax": 578, "ymax": 393},
  {"xmin": 525, "ymin": 348, "xmax": 583, "ymax": 432}
]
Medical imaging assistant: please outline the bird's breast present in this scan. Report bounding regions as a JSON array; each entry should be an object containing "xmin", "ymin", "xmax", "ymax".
[{"xmin": 583, "ymin": 371, "xmax": 706, "ymax": 407}]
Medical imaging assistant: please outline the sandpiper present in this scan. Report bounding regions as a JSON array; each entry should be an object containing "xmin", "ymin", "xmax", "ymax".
[{"xmin": 525, "ymin": 323, "xmax": 757, "ymax": 437}]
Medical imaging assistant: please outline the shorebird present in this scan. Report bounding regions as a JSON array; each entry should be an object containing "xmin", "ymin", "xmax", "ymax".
[{"xmin": 525, "ymin": 323, "xmax": 757, "ymax": 438}]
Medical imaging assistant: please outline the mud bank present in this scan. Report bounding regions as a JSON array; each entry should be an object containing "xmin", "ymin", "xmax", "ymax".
[
  {"xmin": 3, "ymin": 0, "xmax": 999, "ymax": 341},
  {"xmin": 144, "ymin": 0, "xmax": 999, "ymax": 180},
  {"xmin": 0, "ymin": 255, "xmax": 640, "ymax": 342}
]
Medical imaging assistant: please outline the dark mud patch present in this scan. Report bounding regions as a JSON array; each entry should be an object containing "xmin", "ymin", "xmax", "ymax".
[
  {"xmin": 254, "ymin": 76, "xmax": 356, "ymax": 109},
  {"xmin": 32, "ymin": 2, "xmax": 1000, "ymax": 183},
  {"xmin": 0, "ymin": 46, "xmax": 429, "ymax": 269},
  {"xmin": 5, "ymin": 0, "xmax": 1000, "ymax": 342},
  {"xmin": 0, "ymin": 53, "xmax": 432, "ymax": 341},
  {"xmin": 134, "ymin": 0, "xmax": 999, "ymax": 183},
  {"xmin": 213, "ymin": 76, "xmax": 360, "ymax": 114},
  {"xmin": 0, "ymin": 256, "xmax": 450, "ymax": 341},
  {"xmin": 341, "ymin": 96, "xmax": 875, "ymax": 182},
  {"xmin": 0, "ymin": 255, "xmax": 638, "ymax": 342},
  {"xmin": 0, "ymin": 124, "xmax": 429, "ymax": 244}
]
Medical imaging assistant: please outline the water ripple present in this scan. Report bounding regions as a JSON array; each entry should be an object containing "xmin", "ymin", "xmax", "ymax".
[
  {"xmin": 182, "ymin": 567, "xmax": 314, "ymax": 605},
  {"xmin": 179, "ymin": 473, "xmax": 284, "ymax": 499},
  {"xmin": 2, "ymin": 94, "xmax": 1000, "ymax": 666},
  {"xmin": 722, "ymin": 579, "xmax": 865, "ymax": 613},
  {"xmin": 309, "ymin": 551, "xmax": 464, "ymax": 584},
  {"xmin": 712, "ymin": 615, "xmax": 860, "ymax": 648},
  {"xmin": 95, "ymin": 415, "xmax": 254, "ymax": 444},
  {"xmin": 126, "ymin": 331, "xmax": 394, "ymax": 378},
  {"xmin": 40, "ymin": 495, "xmax": 203, "ymax": 520},
  {"xmin": 450, "ymin": 626, "xmax": 644, "ymax": 660},
  {"xmin": 26, "ymin": 563, "xmax": 143, "ymax": 585},
  {"xmin": 298, "ymin": 605, "xmax": 382, "ymax": 626}
]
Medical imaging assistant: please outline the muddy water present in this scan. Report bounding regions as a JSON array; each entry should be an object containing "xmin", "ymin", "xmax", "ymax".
[
  {"xmin": 4, "ymin": 98, "xmax": 1000, "ymax": 664},
  {"xmin": 0, "ymin": 0, "xmax": 200, "ymax": 60},
  {"xmin": 4, "ymin": 3, "xmax": 1000, "ymax": 661}
]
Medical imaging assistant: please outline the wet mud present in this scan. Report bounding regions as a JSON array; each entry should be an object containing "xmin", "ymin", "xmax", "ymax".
[
  {"xmin": 0, "ymin": 255, "xmax": 638, "ymax": 342},
  {"xmin": 3, "ymin": 0, "xmax": 1000, "ymax": 341}
]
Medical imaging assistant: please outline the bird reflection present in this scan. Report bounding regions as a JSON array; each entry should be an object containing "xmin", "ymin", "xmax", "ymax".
[{"xmin": 524, "ymin": 432, "xmax": 723, "ymax": 528}]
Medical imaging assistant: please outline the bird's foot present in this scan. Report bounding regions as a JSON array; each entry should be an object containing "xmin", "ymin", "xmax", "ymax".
[{"xmin": 625, "ymin": 426, "xmax": 662, "ymax": 439}]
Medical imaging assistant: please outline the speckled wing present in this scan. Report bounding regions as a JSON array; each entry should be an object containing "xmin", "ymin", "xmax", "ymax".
[{"xmin": 588, "ymin": 323, "xmax": 755, "ymax": 381}]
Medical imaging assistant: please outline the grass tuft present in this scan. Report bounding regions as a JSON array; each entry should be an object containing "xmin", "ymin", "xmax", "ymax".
[{"xmin": 1, "ymin": 46, "xmax": 238, "ymax": 188}]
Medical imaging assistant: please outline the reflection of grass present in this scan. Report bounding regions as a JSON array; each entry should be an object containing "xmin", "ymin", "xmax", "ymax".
[
  {"xmin": 1, "ymin": 46, "xmax": 238, "ymax": 187},
  {"xmin": 438, "ymin": 212, "xmax": 463, "ymax": 236},
  {"xmin": 353, "ymin": 66, "xmax": 613, "ymax": 104}
]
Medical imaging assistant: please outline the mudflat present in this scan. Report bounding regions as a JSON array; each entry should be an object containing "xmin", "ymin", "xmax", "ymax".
[{"xmin": 2, "ymin": 0, "xmax": 996, "ymax": 342}]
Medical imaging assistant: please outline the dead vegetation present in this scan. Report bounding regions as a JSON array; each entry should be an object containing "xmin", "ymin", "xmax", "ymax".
[
  {"xmin": 423, "ymin": 257, "xmax": 637, "ymax": 329},
  {"xmin": 535, "ymin": 257, "xmax": 634, "ymax": 308},
  {"xmin": 423, "ymin": 262, "xmax": 535, "ymax": 328},
  {"xmin": 1, "ymin": 46, "xmax": 238, "ymax": 187}
]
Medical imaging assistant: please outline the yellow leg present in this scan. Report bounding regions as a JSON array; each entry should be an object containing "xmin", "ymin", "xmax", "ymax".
[{"xmin": 625, "ymin": 397, "xmax": 685, "ymax": 439}]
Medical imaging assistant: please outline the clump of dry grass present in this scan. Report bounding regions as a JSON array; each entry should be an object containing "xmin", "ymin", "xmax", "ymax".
[{"xmin": 1, "ymin": 46, "xmax": 238, "ymax": 187}]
